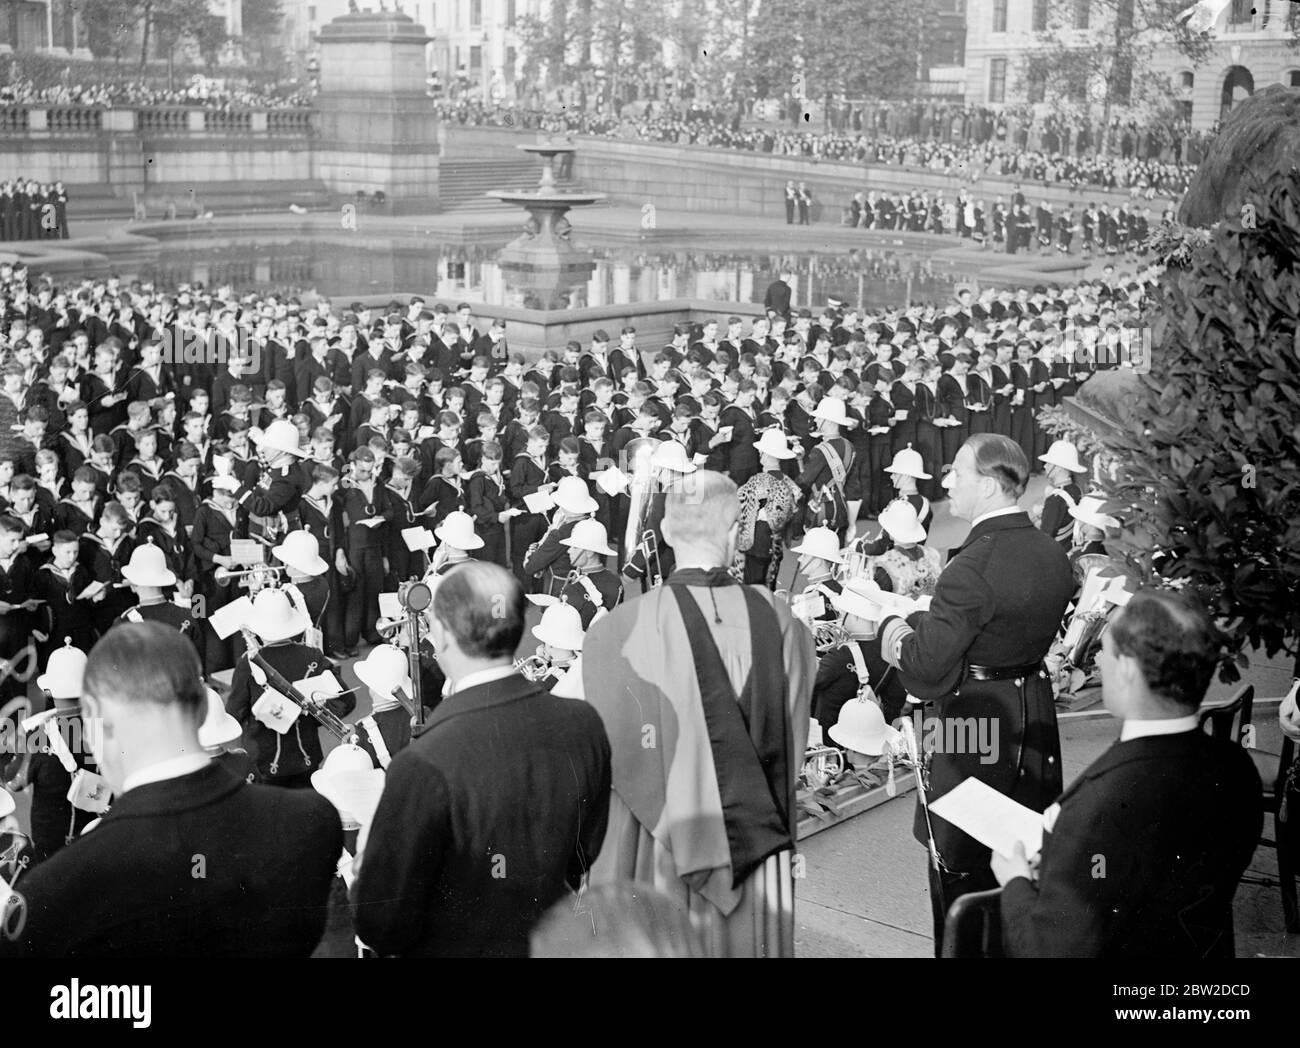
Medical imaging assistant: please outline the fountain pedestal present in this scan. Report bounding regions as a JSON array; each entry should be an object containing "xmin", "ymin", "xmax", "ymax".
[{"xmin": 488, "ymin": 144, "xmax": 607, "ymax": 307}]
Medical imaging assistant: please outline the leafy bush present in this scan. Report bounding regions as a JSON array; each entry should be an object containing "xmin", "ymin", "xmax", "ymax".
[{"xmin": 1098, "ymin": 166, "xmax": 1300, "ymax": 679}]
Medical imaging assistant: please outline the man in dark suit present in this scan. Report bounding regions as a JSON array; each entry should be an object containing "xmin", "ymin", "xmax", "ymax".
[
  {"xmin": 352, "ymin": 561, "xmax": 610, "ymax": 957},
  {"xmin": 877, "ymin": 433, "xmax": 1075, "ymax": 954},
  {"xmin": 0, "ymin": 624, "xmax": 342, "ymax": 957},
  {"xmin": 994, "ymin": 590, "xmax": 1262, "ymax": 958},
  {"xmin": 764, "ymin": 278, "xmax": 793, "ymax": 325}
]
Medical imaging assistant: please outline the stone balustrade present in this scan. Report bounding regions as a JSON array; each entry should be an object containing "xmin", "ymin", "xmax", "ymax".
[{"xmin": 0, "ymin": 104, "xmax": 316, "ymax": 137}]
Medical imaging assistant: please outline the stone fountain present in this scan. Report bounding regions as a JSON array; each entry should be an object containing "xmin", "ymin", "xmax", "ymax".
[{"xmin": 488, "ymin": 142, "xmax": 607, "ymax": 308}]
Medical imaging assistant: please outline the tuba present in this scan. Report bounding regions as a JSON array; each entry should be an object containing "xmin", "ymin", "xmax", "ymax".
[{"xmin": 622, "ymin": 435, "xmax": 662, "ymax": 558}]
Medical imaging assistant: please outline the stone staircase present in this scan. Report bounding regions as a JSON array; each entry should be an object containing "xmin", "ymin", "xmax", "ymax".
[
  {"xmin": 437, "ymin": 157, "xmax": 544, "ymax": 212},
  {"xmin": 437, "ymin": 157, "xmax": 608, "ymax": 212}
]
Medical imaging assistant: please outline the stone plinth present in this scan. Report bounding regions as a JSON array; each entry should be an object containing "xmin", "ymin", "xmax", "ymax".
[
  {"xmin": 317, "ymin": 11, "xmax": 431, "ymax": 95},
  {"xmin": 314, "ymin": 10, "xmax": 439, "ymax": 206}
]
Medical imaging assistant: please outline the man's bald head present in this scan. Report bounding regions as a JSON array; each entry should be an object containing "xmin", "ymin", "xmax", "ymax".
[
  {"xmin": 662, "ymin": 471, "xmax": 740, "ymax": 568},
  {"xmin": 432, "ymin": 560, "xmax": 525, "ymax": 659}
]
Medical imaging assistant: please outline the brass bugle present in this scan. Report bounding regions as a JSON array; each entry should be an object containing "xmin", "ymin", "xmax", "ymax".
[
  {"xmin": 513, "ymin": 654, "xmax": 551, "ymax": 682},
  {"xmin": 215, "ymin": 564, "xmax": 284, "ymax": 586},
  {"xmin": 812, "ymin": 620, "xmax": 851, "ymax": 654}
]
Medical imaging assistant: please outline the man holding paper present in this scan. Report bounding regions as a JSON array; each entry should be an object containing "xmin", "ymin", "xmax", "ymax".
[
  {"xmin": 992, "ymin": 590, "xmax": 1262, "ymax": 958},
  {"xmin": 875, "ymin": 433, "xmax": 1074, "ymax": 954}
]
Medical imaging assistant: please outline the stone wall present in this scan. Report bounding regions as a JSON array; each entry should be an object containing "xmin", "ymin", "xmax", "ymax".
[{"xmin": 440, "ymin": 126, "xmax": 1179, "ymax": 221}]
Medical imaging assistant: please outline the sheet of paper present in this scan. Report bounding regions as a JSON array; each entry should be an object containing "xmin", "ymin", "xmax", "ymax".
[
  {"xmin": 358, "ymin": 516, "xmax": 385, "ymax": 529},
  {"xmin": 23, "ymin": 532, "xmax": 48, "ymax": 545},
  {"xmin": 524, "ymin": 490, "xmax": 555, "ymax": 514},
  {"xmin": 212, "ymin": 453, "xmax": 233, "ymax": 477},
  {"xmin": 294, "ymin": 670, "xmax": 342, "ymax": 703},
  {"xmin": 402, "ymin": 526, "xmax": 435, "ymax": 551},
  {"xmin": 209, "ymin": 595, "xmax": 253, "ymax": 639},
  {"xmin": 928, "ymin": 777, "xmax": 1045, "ymax": 859},
  {"xmin": 377, "ymin": 592, "xmax": 403, "ymax": 620},
  {"xmin": 76, "ymin": 581, "xmax": 106, "ymax": 601},
  {"xmin": 229, "ymin": 539, "xmax": 265, "ymax": 567},
  {"xmin": 593, "ymin": 466, "xmax": 628, "ymax": 497},
  {"xmin": 792, "ymin": 592, "xmax": 826, "ymax": 621}
]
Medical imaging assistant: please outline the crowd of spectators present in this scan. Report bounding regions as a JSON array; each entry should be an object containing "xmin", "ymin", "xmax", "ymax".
[
  {"xmin": 435, "ymin": 91, "xmax": 1204, "ymax": 198},
  {"xmin": 0, "ymin": 75, "xmax": 312, "ymax": 111}
]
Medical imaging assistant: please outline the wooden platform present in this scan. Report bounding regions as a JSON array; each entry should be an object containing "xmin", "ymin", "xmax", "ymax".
[{"xmin": 797, "ymin": 770, "xmax": 917, "ymax": 840}]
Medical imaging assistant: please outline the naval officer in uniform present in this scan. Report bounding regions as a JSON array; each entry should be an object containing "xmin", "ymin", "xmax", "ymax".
[{"xmin": 875, "ymin": 433, "xmax": 1074, "ymax": 954}]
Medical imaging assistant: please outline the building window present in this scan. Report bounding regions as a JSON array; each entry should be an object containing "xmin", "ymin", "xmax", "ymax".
[
  {"xmin": 470, "ymin": 0, "xmax": 482, "ymax": 28},
  {"xmin": 1027, "ymin": 68, "xmax": 1046, "ymax": 102},
  {"xmin": 1032, "ymin": 0, "xmax": 1048, "ymax": 31},
  {"xmin": 1180, "ymin": 70, "xmax": 1194, "ymax": 90},
  {"xmin": 308, "ymin": 5, "xmax": 316, "ymax": 21},
  {"xmin": 1229, "ymin": 0, "xmax": 1253, "ymax": 24},
  {"xmin": 993, "ymin": 0, "xmax": 1007, "ymax": 32},
  {"xmin": 1118, "ymin": 0, "xmax": 1134, "ymax": 28},
  {"xmin": 507, "ymin": 0, "xmax": 516, "ymax": 25},
  {"xmin": 470, "ymin": 44, "xmax": 482, "ymax": 70},
  {"xmin": 1073, "ymin": 0, "xmax": 1089, "ymax": 29},
  {"xmin": 989, "ymin": 57, "xmax": 1007, "ymax": 102},
  {"xmin": 1290, "ymin": 70, "xmax": 1300, "ymax": 87}
]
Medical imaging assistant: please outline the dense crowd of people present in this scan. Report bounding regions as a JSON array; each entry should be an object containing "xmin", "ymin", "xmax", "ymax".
[
  {"xmin": 841, "ymin": 184, "xmax": 1169, "ymax": 256},
  {"xmin": 0, "ymin": 241, "xmax": 1281, "ymax": 962},
  {"xmin": 438, "ymin": 96, "xmax": 1199, "ymax": 199},
  {"xmin": 0, "ymin": 75, "xmax": 312, "ymax": 110}
]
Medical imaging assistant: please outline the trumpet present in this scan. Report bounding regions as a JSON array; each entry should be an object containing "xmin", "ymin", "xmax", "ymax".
[
  {"xmin": 513, "ymin": 653, "xmax": 551, "ymax": 682},
  {"xmin": 812, "ymin": 620, "xmax": 850, "ymax": 653},
  {"xmin": 215, "ymin": 563, "xmax": 284, "ymax": 590}
]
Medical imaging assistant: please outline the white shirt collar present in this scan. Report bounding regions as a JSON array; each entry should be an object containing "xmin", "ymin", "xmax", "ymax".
[
  {"xmin": 1119, "ymin": 715, "xmax": 1199, "ymax": 742},
  {"xmin": 446, "ymin": 663, "xmax": 517, "ymax": 696},
  {"xmin": 121, "ymin": 753, "xmax": 211, "ymax": 794},
  {"xmin": 970, "ymin": 505, "xmax": 1022, "ymax": 529}
]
